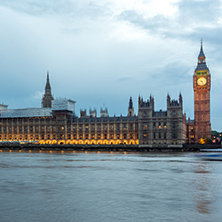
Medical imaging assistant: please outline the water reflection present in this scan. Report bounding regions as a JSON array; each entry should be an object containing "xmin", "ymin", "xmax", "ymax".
[{"xmin": 192, "ymin": 162, "xmax": 212, "ymax": 214}]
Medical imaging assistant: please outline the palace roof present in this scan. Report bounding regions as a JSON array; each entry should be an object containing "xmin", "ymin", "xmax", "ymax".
[{"xmin": 0, "ymin": 108, "xmax": 52, "ymax": 118}]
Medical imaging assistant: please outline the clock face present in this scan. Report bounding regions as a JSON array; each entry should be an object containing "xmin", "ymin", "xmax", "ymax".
[{"xmin": 197, "ymin": 77, "xmax": 207, "ymax": 86}]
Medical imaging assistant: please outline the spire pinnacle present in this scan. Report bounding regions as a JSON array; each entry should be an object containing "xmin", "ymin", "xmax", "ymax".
[
  {"xmin": 42, "ymin": 72, "xmax": 54, "ymax": 108},
  {"xmin": 47, "ymin": 71, "xmax": 49, "ymax": 83},
  {"xmin": 198, "ymin": 40, "xmax": 205, "ymax": 59}
]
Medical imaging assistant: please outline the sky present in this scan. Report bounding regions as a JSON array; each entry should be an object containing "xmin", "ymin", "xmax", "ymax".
[{"xmin": 0, "ymin": 0, "xmax": 222, "ymax": 131}]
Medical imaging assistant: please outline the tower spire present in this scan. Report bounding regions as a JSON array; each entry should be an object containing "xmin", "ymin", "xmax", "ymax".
[
  {"xmin": 195, "ymin": 41, "xmax": 209, "ymax": 72},
  {"xmin": 198, "ymin": 39, "xmax": 205, "ymax": 60},
  {"xmin": 128, "ymin": 97, "xmax": 134, "ymax": 116},
  {"xmin": 42, "ymin": 72, "xmax": 54, "ymax": 108}
]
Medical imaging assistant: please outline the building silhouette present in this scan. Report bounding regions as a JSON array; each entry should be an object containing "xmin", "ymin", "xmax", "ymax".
[{"xmin": 0, "ymin": 43, "xmax": 211, "ymax": 146}]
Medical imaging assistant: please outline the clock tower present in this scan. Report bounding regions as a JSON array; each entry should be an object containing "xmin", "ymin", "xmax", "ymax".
[{"xmin": 193, "ymin": 42, "xmax": 211, "ymax": 142}]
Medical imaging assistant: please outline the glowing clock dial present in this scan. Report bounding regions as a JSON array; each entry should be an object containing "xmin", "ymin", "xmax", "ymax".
[{"xmin": 197, "ymin": 77, "xmax": 207, "ymax": 86}]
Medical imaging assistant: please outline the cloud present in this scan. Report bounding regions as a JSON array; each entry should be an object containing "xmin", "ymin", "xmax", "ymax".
[
  {"xmin": 32, "ymin": 91, "xmax": 44, "ymax": 100},
  {"xmin": 116, "ymin": 0, "xmax": 222, "ymax": 43}
]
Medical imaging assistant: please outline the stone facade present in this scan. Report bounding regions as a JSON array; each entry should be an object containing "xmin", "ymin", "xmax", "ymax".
[{"xmin": 138, "ymin": 94, "xmax": 186, "ymax": 147}]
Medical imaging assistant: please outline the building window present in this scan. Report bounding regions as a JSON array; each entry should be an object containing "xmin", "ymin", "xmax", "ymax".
[
  {"xmin": 143, "ymin": 111, "xmax": 146, "ymax": 117},
  {"xmin": 153, "ymin": 133, "xmax": 156, "ymax": 139},
  {"xmin": 164, "ymin": 123, "xmax": 166, "ymax": 128},
  {"xmin": 172, "ymin": 132, "xmax": 177, "ymax": 139},
  {"xmin": 103, "ymin": 124, "xmax": 108, "ymax": 130},
  {"xmin": 130, "ymin": 124, "xmax": 133, "ymax": 131},
  {"xmin": 159, "ymin": 133, "xmax": 161, "ymax": 139},
  {"xmin": 110, "ymin": 124, "xmax": 114, "ymax": 130},
  {"xmin": 143, "ymin": 123, "xmax": 148, "ymax": 130},
  {"xmin": 164, "ymin": 133, "xmax": 166, "ymax": 139},
  {"xmin": 172, "ymin": 122, "xmax": 177, "ymax": 129}
]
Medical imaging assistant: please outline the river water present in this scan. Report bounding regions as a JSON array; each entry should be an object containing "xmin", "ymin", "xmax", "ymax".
[{"xmin": 1, "ymin": 151, "xmax": 222, "ymax": 222}]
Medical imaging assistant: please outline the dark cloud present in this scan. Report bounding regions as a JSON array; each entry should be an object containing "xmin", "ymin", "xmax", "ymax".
[
  {"xmin": 0, "ymin": 0, "xmax": 110, "ymax": 19},
  {"xmin": 117, "ymin": 10, "xmax": 170, "ymax": 36},
  {"xmin": 176, "ymin": 0, "xmax": 221, "ymax": 24},
  {"xmin": 117, "ymin": 0, "xmax": 222, "ymax": 45}
]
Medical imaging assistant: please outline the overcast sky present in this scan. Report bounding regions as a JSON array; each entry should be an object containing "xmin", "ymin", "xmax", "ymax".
[{"xmin": 0, "ymin": 0, "xmax": 221, "ymax": 131}]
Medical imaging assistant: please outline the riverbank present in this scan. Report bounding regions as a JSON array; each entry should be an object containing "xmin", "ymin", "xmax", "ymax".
[{"xmin": 0, "ymin": 143, "xmax": 221, "ymax": 152}]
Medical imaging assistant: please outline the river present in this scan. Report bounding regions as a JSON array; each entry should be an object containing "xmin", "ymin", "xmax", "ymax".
[{"xmin": 1, "ymin": 151, "xmax": 222, "ymax": 222}]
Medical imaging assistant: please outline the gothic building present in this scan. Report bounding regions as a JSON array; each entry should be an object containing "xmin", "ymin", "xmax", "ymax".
[
  {"xmin": 138, "ymin": 94, "xmax": 186, "ymax": 146},
  {"xmin": 0, "ymin": 43, "xmax": 212, "ymax": 146}
]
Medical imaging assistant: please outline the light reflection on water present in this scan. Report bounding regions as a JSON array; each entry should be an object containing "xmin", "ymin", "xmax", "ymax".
[{"xmin": 1, "ymin": 151, "xmax": 222, "ymax": 222}]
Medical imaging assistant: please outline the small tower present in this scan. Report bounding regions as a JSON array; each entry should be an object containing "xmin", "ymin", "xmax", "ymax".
[
  {"xmin": 42, "ymin": 72, "xmax": 54, "ymax": 108},
  {"xmin": 128, "ymin": 97, "xmax": 134, "ymax": 116}
]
